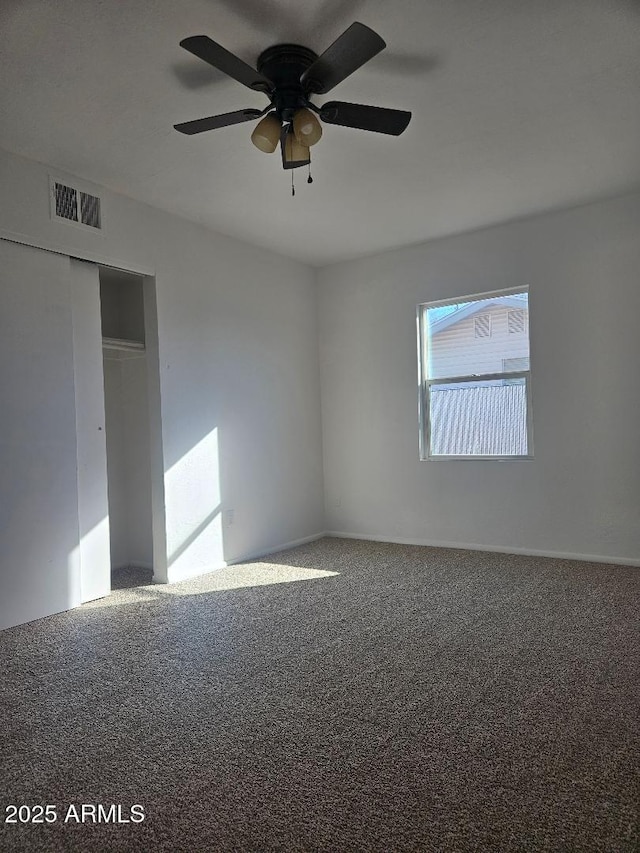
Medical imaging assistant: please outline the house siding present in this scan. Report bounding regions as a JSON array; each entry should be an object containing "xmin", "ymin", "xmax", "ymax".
[{"xmin": 429, "ymin": 306, "xmax": 529, "ymax": 379}]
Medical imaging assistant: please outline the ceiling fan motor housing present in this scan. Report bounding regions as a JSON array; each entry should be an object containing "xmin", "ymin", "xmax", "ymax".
[{"xmin": 257, "ymin": 45, "xmax": 319, "ymax": 121}]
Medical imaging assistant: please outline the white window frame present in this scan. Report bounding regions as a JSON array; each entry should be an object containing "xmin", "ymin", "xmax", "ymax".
[{"xmin": 417, "ymin": 286, "xmax": 533, "ymax": 461}]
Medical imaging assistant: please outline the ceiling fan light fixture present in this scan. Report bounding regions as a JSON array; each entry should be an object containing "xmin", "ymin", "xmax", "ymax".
[
  {"xmin": 251, "ymin": 113, "xmax": 281, "ymax": 153},
  {"xmin": 292, "ymin": 108, "xmax": 323, "ymax": 147},
  {"xmin": 174, "ymin": 24, "xmax": 413, "ymax": 179},
  {"xmin": 283, "ymin": 130, "xmax": 310, "ymax": 167}
]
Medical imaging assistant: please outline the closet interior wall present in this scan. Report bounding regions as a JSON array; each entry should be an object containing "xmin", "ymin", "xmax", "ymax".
[{"xmin": 100, "ymin": 269, "xmax": 153, "ymax": 572}]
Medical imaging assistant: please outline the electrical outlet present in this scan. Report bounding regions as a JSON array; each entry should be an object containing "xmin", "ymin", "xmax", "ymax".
[{"xmin": 224, "ymin": 509, "xmax": 235, "ymax": 526}]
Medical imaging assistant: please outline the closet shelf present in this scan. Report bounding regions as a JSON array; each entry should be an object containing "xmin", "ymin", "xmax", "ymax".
[
  {"xmin": 102, "ymin": 336, "xmax": 145, "ymax": 352},
  {"xmin": 102, "ymin": 337, "xmax": 146, "ymax": 360}
]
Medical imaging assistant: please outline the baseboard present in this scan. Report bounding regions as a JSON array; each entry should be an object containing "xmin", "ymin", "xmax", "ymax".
[
  {"xmin": 325, "ymin": 530, "xmax": 640, "ymax": 568},
  {"xmin": 227, "ymin": 532, "xmax": 326, "ymax": 566},
  {"xmin": 111, "ymin": 562, "xmax": 154, "ymax": 572}
]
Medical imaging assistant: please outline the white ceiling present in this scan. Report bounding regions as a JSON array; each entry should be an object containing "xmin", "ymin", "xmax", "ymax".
[{"xmin": 1, "ymin": 0, "xmax": 639, "ymax": 266}]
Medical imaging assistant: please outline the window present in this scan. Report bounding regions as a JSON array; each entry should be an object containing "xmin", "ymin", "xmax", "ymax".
[
  {"xmin": 417, "ymin": 288, "xmax": 532, "ymax": 459},
  {"xmin": 502, "ymin": 357, "xmax": 530, "ymax": 372},
  {"xmin": 502, "ymin": 356, "xmax": 531, "ymax": 387}
]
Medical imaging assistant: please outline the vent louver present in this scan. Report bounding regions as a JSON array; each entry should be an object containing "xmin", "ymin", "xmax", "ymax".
[
  {"xmin": 508, "ymin": 309, "xmax": 526, "ymax": 334},
  {"xmin": 50, "ymin": 176, "xmax": 102, "ymax": 231},
  {"xmin": 55, "ymin": 183, "xmax": 78, "ymax": 222},
  {"xmin": 80, "ymin": 192, "xmax": 101, "ymax": 228},
  {"xmin": 474, "ymin": 314, "xmax": 491, "ymax": 338}
]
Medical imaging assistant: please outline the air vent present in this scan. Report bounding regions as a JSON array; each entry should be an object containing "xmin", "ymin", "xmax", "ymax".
[
  {"xmin": 80, "ymin": 191, "xmax": 101, "ymax": 228},
  {"xmin": 55, "ymin": 183, "xmax": 78, "ymax": 222},
  {"xmin": 50, "ymin": 176, "xmax": 103, "ymax": 231},
  {"xmin": 508, "ymin": 309, "xmax": 526, "ymax": 334},
  {"xmin": 474, "ymin": 314, "xmax": 491, "ymax": 338}
]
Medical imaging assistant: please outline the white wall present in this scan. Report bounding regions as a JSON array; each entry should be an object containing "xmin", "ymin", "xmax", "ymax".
[
  {"xmin": 0, "ymin": 146, "xmax": 325, "ymax": 624},
  {"xmin": 318, "ymin": 192, "xmax": 640, "ymax": 564},
  {"xmin": 103, "ymin": 357, "xmax": 129, "ymax": 570},
  {"xmin": 120, "ymin": 356, "xmax": 154, "ymax": 568},
  {"xmin": 103, "ymin": 353, "xmax": 153, "ymax": 570}
]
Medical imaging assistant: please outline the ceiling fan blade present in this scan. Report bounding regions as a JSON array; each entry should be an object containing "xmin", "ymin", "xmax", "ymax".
[
  {"xmin": 320, "ymin": 101, "xmax": 411, "ymax": 135},
  {"xmin": 174, "ymin": 108, "xmax": 264, "ymax": 135},
  {"xmin": 180, "ymin": 35, "xmax": 272, "ymax": 92},
  {"xmin": 300, "ymin": 22, "xmax": 385, "ymax": 94}
]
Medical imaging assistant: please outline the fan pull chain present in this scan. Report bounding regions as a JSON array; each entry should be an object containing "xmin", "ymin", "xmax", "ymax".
[
  {"xmin": 307, "ymin": 160, "xmax": 313, "ymax": 184},
  {"xmin": 291, "ymin": 170, "xmax": 295, "ymax": 197}
]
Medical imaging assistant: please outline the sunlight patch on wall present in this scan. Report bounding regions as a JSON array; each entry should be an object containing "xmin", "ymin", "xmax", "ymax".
[
  {"xmin": 68, "ymin": 516, "xmax": 111, "ymax": 605},
  {"xmin": 164, "ymin": 428, "xmax": 224, "ymax": 582},
  {"xmin": 66, "ymin": 544, "xmax": 82, "ymax": 609}
]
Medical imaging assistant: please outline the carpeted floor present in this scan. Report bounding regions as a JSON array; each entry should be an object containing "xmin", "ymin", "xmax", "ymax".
[{"xmin": 1, "ymin": 537, "xmax": 639, "ymax": 852}]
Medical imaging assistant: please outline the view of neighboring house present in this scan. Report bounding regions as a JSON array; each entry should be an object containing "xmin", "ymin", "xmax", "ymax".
[
  {"xmin": 424, "ymin": 293, "xmax": 531, "ymax": 457},
  {"xmin": 427, "ymin": 294, "xmax": 530, "ymax": 380}
]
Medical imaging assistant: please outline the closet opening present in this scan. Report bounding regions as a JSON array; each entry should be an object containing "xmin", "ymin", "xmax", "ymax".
[{"xmin": 99, "ymin": 267, "xmax": 154, "ymax": 590}]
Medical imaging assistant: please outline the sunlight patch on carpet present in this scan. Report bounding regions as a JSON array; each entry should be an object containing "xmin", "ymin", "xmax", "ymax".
[{"xmin": 83, "ymin": 562, "xmax": 339, "ymax": 608}]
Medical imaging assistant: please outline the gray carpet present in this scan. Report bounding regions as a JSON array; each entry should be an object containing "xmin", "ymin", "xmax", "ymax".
[{"xmin": 1, "ymin": 537, "xmax": 638, "ymax": 852}]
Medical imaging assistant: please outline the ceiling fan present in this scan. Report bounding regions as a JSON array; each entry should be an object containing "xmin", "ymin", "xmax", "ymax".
[{"xmin": 173, "ymin": 22, "xmax": 412, "ymax": 178}]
